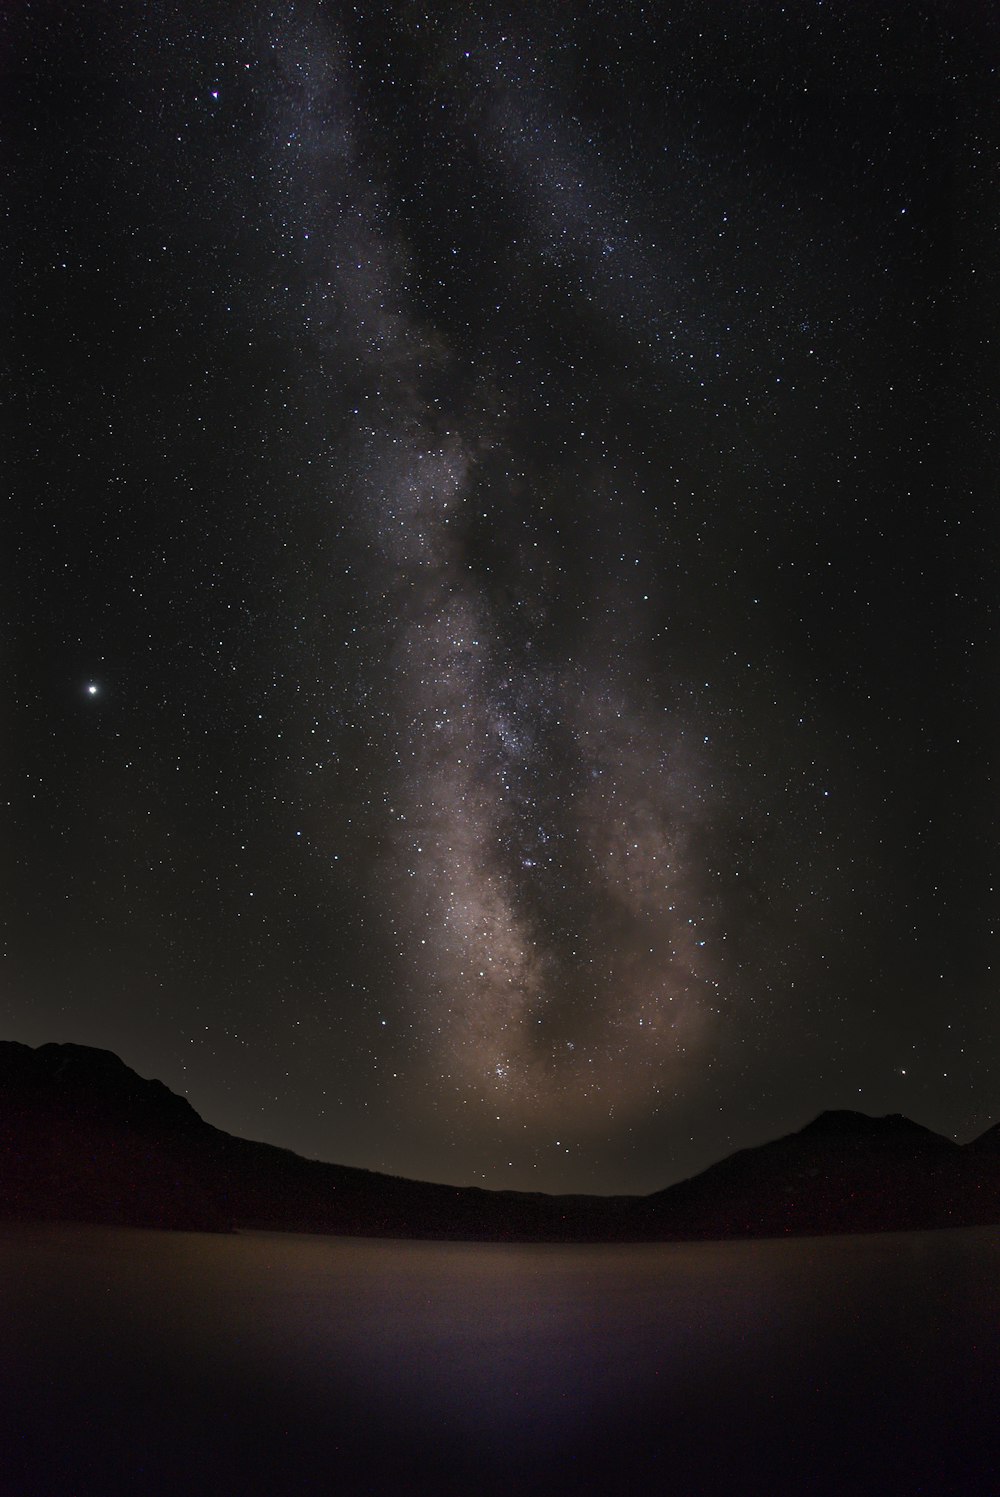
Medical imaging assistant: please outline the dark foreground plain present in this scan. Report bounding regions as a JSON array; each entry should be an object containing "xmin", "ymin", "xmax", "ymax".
[{"xmin": 2, "ymin": 1224, "xmax": 999, "ymax": 1497}]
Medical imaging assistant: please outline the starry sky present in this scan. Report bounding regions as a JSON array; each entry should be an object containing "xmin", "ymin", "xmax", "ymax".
[{"xmin": 5, "ymin": 1, "xmax": 999, "ymax": 1194}]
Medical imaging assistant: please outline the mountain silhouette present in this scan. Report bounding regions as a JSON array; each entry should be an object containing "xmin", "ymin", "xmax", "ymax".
[
  {"xmin": 638, "ymin": 1108, "xmax": 988, "ymax": 1239},
  {"xmin": 966, "ymin": 1118, "xmax": 1000, "ymax": 1154},
  {"xmin": 2, "ymin": 1041, "xmax": 999, "ymax": 1240}
]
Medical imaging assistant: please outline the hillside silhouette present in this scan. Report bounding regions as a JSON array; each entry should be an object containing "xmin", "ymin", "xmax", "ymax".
[{"xmin": 2, "ymin": 1041, "xmax": 999, "ymax": 1240}]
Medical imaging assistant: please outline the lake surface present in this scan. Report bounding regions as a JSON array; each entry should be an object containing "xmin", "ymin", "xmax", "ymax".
[{"xmin": 2, "ymin": 1223, "xmax": 999, "ymax": 1495}]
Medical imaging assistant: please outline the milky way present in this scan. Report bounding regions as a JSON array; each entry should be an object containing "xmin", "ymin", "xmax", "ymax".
[{"xmin": 267, "ymin": 10, "xmax": 727, "ymax": 1146}]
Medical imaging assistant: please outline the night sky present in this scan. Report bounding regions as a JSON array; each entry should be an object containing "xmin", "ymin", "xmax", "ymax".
[{"xmin": 6, "ymin": 2, "xmax": 999, "ymax": 1195}]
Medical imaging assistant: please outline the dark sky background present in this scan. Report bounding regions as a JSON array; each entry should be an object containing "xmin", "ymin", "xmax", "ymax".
[{"xmin": 5, "ymin": 1, "xmax": 999, "ymax": 1194}]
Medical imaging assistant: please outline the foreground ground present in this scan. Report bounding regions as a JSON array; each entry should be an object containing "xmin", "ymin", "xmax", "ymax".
[{"xmin": 3, "ymin": 1222, "xmax": 999, "ymax": 1495}]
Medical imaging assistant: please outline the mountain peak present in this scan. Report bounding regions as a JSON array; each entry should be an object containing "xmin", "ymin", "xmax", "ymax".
[
  {"xmin": 0, "ymin": 1039, "xmax": 205, "ymax": 1131},
  {"xmin": 796, "ymin": 1109, "xmax": 957, "ymax": 1149},
  {"xmin": 800, "ymin": 1109, "xmax": 908, "ymax": 1134}
]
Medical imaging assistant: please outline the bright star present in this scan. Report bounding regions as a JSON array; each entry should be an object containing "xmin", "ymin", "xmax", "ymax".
[{"xmin": 86, "ymin": 683, "xmax": 99, "ymax": 697}]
